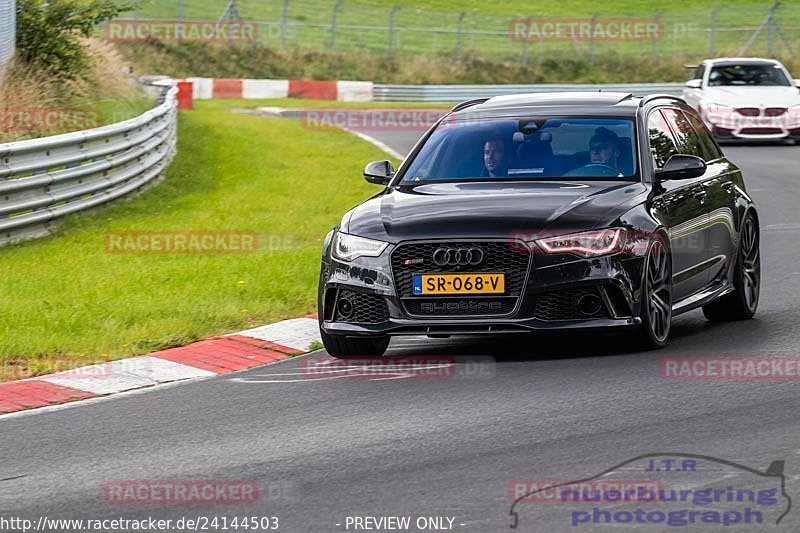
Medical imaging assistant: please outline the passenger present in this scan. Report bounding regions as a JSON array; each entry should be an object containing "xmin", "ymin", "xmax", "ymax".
[
  {"xmin": 589, "ymin": 127, "xmax": 621, "ymax": 171},
  {"xmin": 482, "ymin": 137, "xmax": 509, "ymax": 177}
]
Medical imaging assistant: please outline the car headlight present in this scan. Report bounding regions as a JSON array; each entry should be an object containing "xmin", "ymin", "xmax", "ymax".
[
  {"xmin": 700, "ymin": 102, "xmax": 732, "ymax": 110},
  {"xmin": 700, "ymin": 103, "xmax": 733, "ymax": 126},
  {"xmin": 788, "ymin": 106, "xmax": 800, "ymax": 128},
  {"xmin": 535, "ymin": 228, "xmax": 626, "ymax": 258},
  {"xmin": 332, "ymin": 232, "xmax": 388, "ymax": 262}
]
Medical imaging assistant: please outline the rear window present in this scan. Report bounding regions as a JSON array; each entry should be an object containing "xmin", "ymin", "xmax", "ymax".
[{"xmin": 400, "ymin": 117, "xmax": 638, "ymax": 183}]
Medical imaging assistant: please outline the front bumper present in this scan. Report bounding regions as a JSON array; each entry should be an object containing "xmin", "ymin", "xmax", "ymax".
[
  {"xmin": 705, "ymin": 114, "xmax": 800, "ymax": 142},
  {"xmin": 319, "ymin": 240, "xmax": 646, "ymax": 337},
  {"xmin": 322, "ymin": 315, "xmax": 641, "ymax": 336},
  {"xmin": 711, "ymin": 125, "xmax": 800, "ymax": 142}
]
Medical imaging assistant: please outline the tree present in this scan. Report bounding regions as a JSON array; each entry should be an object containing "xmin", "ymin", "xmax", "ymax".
[{"xmin": 16, "ymin": 0, "xmax": 125, "ymax": 79}]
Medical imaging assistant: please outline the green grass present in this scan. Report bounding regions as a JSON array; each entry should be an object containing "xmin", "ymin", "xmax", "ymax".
[
  {"xmin": 0, "ymin": 98, "xmax": 396, "ymax": 374},
  {"xmin": 95, "ymin": 96, "xmax": 156, "ymax": 127},
  {"xmin": 119, "ymin": 41, "xmax": 745, "ymax": 85},
  {"xmin": 115, "ymin": 0, "xmax": 800, "ymax": 63},
  {"xmin": 0, "ymin": 97, "xmax": 156, "ymax": 143}
]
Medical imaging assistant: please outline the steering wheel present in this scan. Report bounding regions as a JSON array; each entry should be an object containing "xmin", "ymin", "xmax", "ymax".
[{"xmin": 564, "ymin": 163, "xmax": 619, "ymax": 177}]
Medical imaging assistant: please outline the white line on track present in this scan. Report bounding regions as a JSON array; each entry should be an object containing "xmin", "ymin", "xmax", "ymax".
[{"xmin": 341, "ymin": 127, "xmax": 406, "ymax": 160}]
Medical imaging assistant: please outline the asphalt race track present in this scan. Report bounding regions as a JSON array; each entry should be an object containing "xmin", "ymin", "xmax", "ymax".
[{"xmin": 2, "ymin": 125, "xmax": 800, "ymax": 532}]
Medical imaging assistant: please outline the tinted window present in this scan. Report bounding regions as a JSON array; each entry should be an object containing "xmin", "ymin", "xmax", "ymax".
[
  {"xmin": 692, "ymin": 64, "xmax": 705, "ymax": 80},
  {"xmin": 708, "ymin": 63, "xmax": 790, "ymax": 86},
  {"xmin": 661, "ymin": 108, "xmax": 705, "ymax": 159},
  {"xmin": 647, "ymin": 111, "xmax": 677, "ymax": 169},
  {"xmin": 400, "ymin": 117, "xmax": 638, "ymax": 183},
  {"xmin": 684, "ymin": 111, "xmax": 722, "ymax": 161}
]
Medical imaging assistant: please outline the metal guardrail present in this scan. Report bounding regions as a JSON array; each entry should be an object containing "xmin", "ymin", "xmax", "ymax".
[
  {"xmin": 0, "ymin": 0, "xmax": 15, "ymax": 71},
  {"xmin": 0, "ymin": 84, "xmax": 178, "ymax": 246},
  {"xmin": 373, "ymin": 83, "xmax": 684, "ymax": 102}
]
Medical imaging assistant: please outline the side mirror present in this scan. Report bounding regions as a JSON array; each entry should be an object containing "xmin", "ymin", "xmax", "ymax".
[
  {"xmin": 795, "ymin": 79, "xmax": 800, "ymax": 88},
  {"xmin": 656, "ymin": 154, "xmax": 707, "ymax": 181},
  {"xmin": 363, "ymin": 160, "xmax": 394, "ymax": 185},
  {"xmin": 684, "ymin": 79, "xmax": 702, "ymax": 89}
]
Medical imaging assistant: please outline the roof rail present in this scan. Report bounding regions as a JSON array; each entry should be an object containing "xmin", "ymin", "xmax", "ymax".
[
  {"xmin": 638, "ymin": 94, "xmax": 685, "ymax": 107},
  {"xmin": 451, "ymin": 98, "xmax": 490, "ymax": 112}
]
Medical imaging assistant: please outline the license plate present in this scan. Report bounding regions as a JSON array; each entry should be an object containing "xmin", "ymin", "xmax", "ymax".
[{"xmin": 413, "ymin": 273, "xmax": 505, "ymax": 295}]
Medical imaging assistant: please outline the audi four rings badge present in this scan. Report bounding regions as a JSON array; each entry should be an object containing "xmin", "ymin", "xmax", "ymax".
[{"xmin": 432, "ymin": 247, "xmax": 484, "ymax": 266}]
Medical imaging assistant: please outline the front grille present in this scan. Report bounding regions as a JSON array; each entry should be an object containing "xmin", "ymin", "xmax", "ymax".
[
  {"xmin": 391, "ymin": 240, "xmax": 531, "ymax": 317},
  {"xmin": 765, "ymin": 107, "xmax": 787, "ymax": 117},
  {"xmin": 534, "ymin": 287, "xmax": 609, "ymax": 321},
  {"xmin": 335, "ymin": 289, "xmax": 389, "ymax": 324},
  {"xmin": 735, "ymin": 108, "xmax": 760, "ymax": 117}
]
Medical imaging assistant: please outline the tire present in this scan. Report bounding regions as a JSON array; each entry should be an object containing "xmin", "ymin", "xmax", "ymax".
[
  {"xmin": 703, "ymin": 214, "xmax": 760, "ymax": 321},
  {"xmin": 631, "ymin": 233, "xmax": 673, "ymax": 350},
  {"xmin": 320, "ymin": 330, "xmax": 390, "ymax": 359}
]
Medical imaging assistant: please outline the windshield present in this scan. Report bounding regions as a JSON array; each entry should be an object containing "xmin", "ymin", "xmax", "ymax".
[
  {"xmin": 400, "ymin": 117, "xmax": 638, "ymax": 183},
  {"xmin": 708, "ymin": 63, "xmax": 791, "ymax": 86}
]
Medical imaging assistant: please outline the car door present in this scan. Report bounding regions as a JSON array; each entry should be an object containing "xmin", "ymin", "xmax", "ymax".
[
  {"xmin": 682, "ymin": 109, "xmax": 739, "ymax": 286},
  {"xmin": 662, "ymin": 107, "xmax": 735, "ymax": 294},
  {"xmin": 647, "ymin": 109, "xmax": 709, "ymax": 301}
]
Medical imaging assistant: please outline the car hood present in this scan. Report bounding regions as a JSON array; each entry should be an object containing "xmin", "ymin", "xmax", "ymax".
[
  {"xmin": 700, "ymin": 86, "xmax": 800, "ymax": 107},
  {"xmin": 344, "ymin": 180, "xmax": 648, "ymax": 243}
]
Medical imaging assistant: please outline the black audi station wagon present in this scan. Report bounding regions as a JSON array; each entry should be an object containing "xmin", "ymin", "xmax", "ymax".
[{"xmin": 317, "ymin": 93, "xmax": 761, "ymax": 357}]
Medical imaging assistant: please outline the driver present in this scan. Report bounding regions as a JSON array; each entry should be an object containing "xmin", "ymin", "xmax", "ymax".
[
  {"xmin": 482, "ymin": 137, "xmax": 509, "ymax": 178},
  {"xmin": 588, "ymin": 127, "xmax": 621, "ymax": 171}
]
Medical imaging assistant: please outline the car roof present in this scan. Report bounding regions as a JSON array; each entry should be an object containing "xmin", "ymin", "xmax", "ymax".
[
  {"xmin": 703, "ymin": 57, "xmax": 783, "ymax": 67},
  {"xmin": 449, "ymin": 92, "xmax": 683, "ymax": 118}
]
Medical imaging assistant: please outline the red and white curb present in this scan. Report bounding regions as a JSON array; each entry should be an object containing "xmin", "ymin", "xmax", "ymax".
[
  {"xmin": 184, "ymin": 78, "xmax": 373, "ymax": 102},
  {"xmin": 0, "ymin": 316, "xmax": 321, "ymax": 416}
]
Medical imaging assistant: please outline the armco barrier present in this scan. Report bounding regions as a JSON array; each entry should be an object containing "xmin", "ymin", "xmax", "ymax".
[
  {"xmin": 0, "ymin": 0, "xmax": 15, "ymax": 72},
  {"xmin": 0, "ymin": 84, "xmax": 178, "ymax": 246},
  {"xmin": 182, "ymin": 78, "xmax": 682, "ymax": 103},
  {"xmin": 372, "ymin": 83, "xmax": 684, "ymax": 102}
]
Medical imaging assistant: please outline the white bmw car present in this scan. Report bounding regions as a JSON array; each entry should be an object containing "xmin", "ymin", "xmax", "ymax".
[{"xmin": 682, "ymin": 57, "xmax": 800, "ymax": 143}]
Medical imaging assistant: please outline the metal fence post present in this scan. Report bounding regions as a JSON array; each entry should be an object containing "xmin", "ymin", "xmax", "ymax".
[
  {"xmin": 177, "ymin": 0, "xmax": 183, "ymax": 43},
  {"xmin": 455, "ymin": 11, "xmax": 466, "ymax": 60},
  {"xmin": 767, "ymin": 2, "xmax": 778, "ymax": 55},
  {"xmin": 709, "ymin": 7, "xmax": 721, "ymax": 56},
  {"xmin": 589, "ymin": 12, "xmax": 598, "ymax": 64},
  {"xmin": 281, "ymin": 0, "xmax": 290, "ymax": 50},
  {"xmin": 388, "ymin": 5, "xmax": 400, "ymax": 58},
  {"xmin": 652, "ymin": 12, "xmax": 662, "ymax": 59},
  {"xmin": 330, "ymin": 0, "xmax": 344, "ymax": 50}
]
